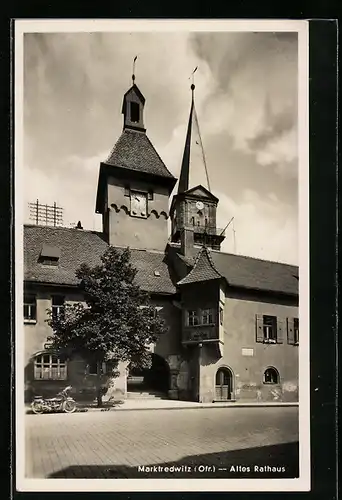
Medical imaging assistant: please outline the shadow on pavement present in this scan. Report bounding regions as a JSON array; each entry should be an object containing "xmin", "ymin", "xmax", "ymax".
[{"xmin": 48, "ymin": 441, "xmax": 299, "ymax": 479}]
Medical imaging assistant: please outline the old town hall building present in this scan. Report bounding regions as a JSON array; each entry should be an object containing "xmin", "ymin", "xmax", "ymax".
[{"xmin": 23, "ymin": 78, "xmax": 299, "ymax": 404}]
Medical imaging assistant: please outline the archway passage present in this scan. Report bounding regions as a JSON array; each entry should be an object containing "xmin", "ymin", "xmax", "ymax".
[
  {"xmin": 215, "ymin": 367, "xmax": 234, "ymax": 401},
  {"xmin": 127, "ymin": 353, "xmax": 170, "ymax": 395}
]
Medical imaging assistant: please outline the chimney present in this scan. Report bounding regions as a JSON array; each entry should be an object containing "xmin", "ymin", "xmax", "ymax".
[{"xmin": 180, "ymin": 227, "xmax": 194, "ymax": 257}]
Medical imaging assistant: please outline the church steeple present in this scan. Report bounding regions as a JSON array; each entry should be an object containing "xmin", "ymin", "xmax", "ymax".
[
  {"xmin": 177, "ymin": 78, "xmax": 211, "ymax": 195},
  {"xmin": 170, "ymin": 78, "xmax": 225, "ymax": 255},
  {"xmin": 178, "ymin": 84, "xmax": 195, "ymax": 194}
]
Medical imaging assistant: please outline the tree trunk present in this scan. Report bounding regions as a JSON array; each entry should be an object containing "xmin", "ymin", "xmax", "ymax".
[
  {"xmin": 101, "ymin": 375, "xmax": 118, "ymax": 403},
  {"xmin": 96, "ymin": 361, "xmax": 103, "ymax": 407}
]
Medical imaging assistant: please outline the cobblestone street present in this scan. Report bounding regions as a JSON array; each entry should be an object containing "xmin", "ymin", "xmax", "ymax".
[{"xmin": 25, "ymin": 406, "xmax": 299, "ymax": 479}]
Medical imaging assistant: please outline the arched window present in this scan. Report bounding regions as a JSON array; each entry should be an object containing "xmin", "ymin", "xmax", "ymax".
[
  {"xmin": 34, "ymin": 353, "xmax": 67, "ymax": 380},
  {"xmin": 264, "ymin": 367, "xmax": 279, "ymax": 384}
]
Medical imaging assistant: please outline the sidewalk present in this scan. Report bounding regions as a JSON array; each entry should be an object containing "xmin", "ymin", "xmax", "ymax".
[
  {"xmin": 105, "ymin": 399, "xmax": 298, "ymax": 412},
  {"xmin": 26, "ymin": 398, "xmax": 298, "ymax": 413},
  {"xmin": 76, "ymin": 398, "xmax": 298, "ymax": 412}
]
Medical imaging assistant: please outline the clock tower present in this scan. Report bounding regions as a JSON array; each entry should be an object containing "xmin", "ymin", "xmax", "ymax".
[
  {"xmin": 170, "ymin": 84, "xmax": 225, "ymax": 255},
  {"xmin": 96, "ymin": 79, "xmax": 177, "ymax": 251}
]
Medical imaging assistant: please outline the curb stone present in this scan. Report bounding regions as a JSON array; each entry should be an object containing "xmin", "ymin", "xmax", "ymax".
[{"xmin": 25, "ymin": 402, "xmax": 299, "ymax": 414}]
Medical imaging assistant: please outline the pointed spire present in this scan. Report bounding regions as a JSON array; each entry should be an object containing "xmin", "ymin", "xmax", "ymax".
[
  {"xmin": 177, "ymin": 69, "xmax": 211, "ymax": 194},
  {"xmin": 177, "ymin": 86, "xmax": 194, "ymax": 194}
]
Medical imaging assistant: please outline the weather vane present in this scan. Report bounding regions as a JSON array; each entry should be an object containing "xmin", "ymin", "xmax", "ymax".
[
  {"xmin": 132, "ymin": 55, "xmax": 138, "ymax": 85},
  {"xmin": 189, "ymin": 66, "xmax": 198, "ymax": 91}
]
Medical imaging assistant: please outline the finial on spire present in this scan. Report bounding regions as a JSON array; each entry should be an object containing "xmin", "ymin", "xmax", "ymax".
[
  {"xmin": 190, "ymin": 66, "xmax": 198, "ymax": 93},
  {"xmin": 132, "ymin": 55, "xmax": 138, "ymax": 85}
]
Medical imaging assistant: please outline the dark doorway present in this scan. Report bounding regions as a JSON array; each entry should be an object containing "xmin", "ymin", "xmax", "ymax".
[
  {"xmin": 127, "ymin": 354, "xmax": 170, "ymax": 395},
  {"xmin": 215, "ymin": 367, "xmax": 234, "ymax": 401}
]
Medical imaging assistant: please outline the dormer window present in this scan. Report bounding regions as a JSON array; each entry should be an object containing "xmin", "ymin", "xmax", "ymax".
[
  {"xmin": 130, "ymin": 102, "xmax": 140, "ymax": 123},
  {"xmin": 38, "ymin": 244, "xmax": 60, "ymax": 266}
]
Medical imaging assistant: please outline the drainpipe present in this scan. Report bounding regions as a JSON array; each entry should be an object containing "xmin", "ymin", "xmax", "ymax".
[{"xmin": 198, "ymin": 343, "xmax": 202, "ymax": 403}]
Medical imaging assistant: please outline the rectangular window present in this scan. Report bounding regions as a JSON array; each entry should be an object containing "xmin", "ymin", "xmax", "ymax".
[
  {"xmin": 34, "ymin": 354, "xmax": 67, "ymax": 380},
  {"xmin": 219, "ymin": 307, "xmax": 224, "ymax": 326},
  {"xmin": 130, "ymin": 102, "xmax": 140, "ymax": 123},
  {"xmin": 187, "ymin": 310, "xmax": 199, "ymax": 326},
  {"xmin": 124, "ymin": 186, "xmax": 130, "ymax": 197},
  {"xmin": 287, "ymin": 317, "xmax": 299, "ymax": 345},
  {"xmin": 52, "ymin": 295, "xmax": 65, "ymax": 321},
  {"xmin": 263, "ymin": 315, "xmax": 277, "ymax": 342},
  {"xmin": 294, "ymin": 318, "xmax": 299, "ymax": 344},
  {"xmin": 148, "ymin": 190, "xmax": 154, "ymax": 200},
  {"xmin": 202, "ymin": 308, "xmax": 214, "ymax": 325},
  {"xmin": 24, "ymin": 295, "xmax": 37, "ymax": 323}
]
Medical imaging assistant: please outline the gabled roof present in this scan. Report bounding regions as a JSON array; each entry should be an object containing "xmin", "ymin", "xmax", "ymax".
[
  {"xmin": 182, "ymin": 185, "xmax": 218, "ymax": 202},
  {"xmin": 169, "ymin": 243, "xmax": 299, "ymax": 296},
  {"xmin": 105, "ymin": 129, "xmax": 176, "ymax": 180},
  {"xmin": 24, "ymin": 225, "xmax": 176, "ymax": 295},
  {"xmin": 177, "ymin": 246, "xmax": 223, "ymax": 286},
  {"xmin": 121, "ymin": 84, "xmax": 145, "ymax": 110}
]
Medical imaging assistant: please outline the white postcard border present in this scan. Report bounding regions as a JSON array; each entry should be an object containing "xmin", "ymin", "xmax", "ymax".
[{"xmin": 14, "ymin": 18, "xmax": 310, "ymax": 493}]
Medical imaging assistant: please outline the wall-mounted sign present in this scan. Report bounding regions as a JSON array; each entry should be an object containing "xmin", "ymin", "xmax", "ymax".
[{"xmin": 242, "ymin": 348, "xmax": 254, "ymax": 357}]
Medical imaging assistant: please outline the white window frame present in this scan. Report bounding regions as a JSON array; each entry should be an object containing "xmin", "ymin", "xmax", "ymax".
[
  {"xmin": 24, "ymin": 295, "xmax": 37, "ymax": 323},
  {"xmin": 187, "ymin": 310, "xmax": 199, "ymax": 326},
  {"xmin": 52, "ymin": 296, "xmax": 65, "ymax": 321},
  {"xmin": 34, "ymin": 353, "xmax": 67, "ymax": 380},
  {"xmin": 202, "ymin": 308, "xmax": 214, "ymax": 325},
  {"xmin": 263, "ymin": 315, "xmax": 277, "ymax": 343}
]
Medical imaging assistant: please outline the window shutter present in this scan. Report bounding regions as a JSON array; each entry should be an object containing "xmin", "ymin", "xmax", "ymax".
[
  {"xmin": 287, "ymin": 317, "xmax": 295, "ymax": 344},
  {"xmin": 277, "ymin": 319, "xmax": 284, "ymax": 343},
  {"xmin": 255, "ymin": 314, "xmax": 264, "ymax": 342}
]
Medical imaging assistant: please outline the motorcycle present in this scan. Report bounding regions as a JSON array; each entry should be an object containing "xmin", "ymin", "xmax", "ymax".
[{"xmin": 31, "ymin": 385, "xmax": 77, "ymax": 414}]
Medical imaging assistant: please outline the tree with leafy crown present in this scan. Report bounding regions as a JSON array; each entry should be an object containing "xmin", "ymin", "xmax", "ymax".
[{"xmin": 46, "ymin": 246, "xmax": 168, "ymax": 407}]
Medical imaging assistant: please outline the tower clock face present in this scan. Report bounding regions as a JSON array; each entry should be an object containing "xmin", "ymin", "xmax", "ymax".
[
  {"xmin": 196, "ymin": 201, "xmax": 204, "ymax": 210},
  {"xmin": 130, "ymin": 191, "xmax": 147, "ymax": 218}
]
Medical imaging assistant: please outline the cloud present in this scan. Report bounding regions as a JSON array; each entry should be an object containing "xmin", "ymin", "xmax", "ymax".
[
  {"xmin": 24, "ymin": 153, "xmax": 104, "ymax": 231},
  {"xmin": 216, "ymin": 189, "xmax": 298, "ymax": 265},
  {"xmin": 23, "ymin": 30, "xmax": 299, "ymax": 264},
  {"xmin": 190, "ymin": 32, "xmax": 298, "ymax": 180}
]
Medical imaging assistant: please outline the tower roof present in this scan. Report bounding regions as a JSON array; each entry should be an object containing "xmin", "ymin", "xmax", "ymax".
[
  {"xmin": 177, "ymin": 245, "xmax": 223, "ymax": 286},
  {"xmin": 177, "ymin": 84, "xmax": 211, "ymax": 194},
  {"xmin": 105, "ymin": 128, "xmax": 175, "ymax": 179},
  {"xmin": 96, "ymin": 79, "xmax": 177, "ymax": 213}
]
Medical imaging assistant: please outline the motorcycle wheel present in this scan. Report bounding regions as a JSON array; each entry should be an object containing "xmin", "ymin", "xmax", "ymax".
[
  {"xmin": 63, "ymin": 400, "xmax": 77, "ymax": 413},
  {"xmin": 31, "ymin": 401, "xmax": 44, "ymax": 414}
]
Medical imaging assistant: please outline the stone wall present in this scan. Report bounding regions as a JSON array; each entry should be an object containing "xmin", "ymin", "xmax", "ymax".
[{"xmin": 198, "ymin": 289, "xmax": 299, "ymax": 403}]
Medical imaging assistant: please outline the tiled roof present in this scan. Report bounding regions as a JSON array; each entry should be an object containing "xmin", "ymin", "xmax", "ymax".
[
  {"xmin": 170, "ymin": 244, "xmax": 298, "ymax": 296},
  {"xmin": 105, "ymin": 129, "xmax": 175, "ymax": 179},
  {"xmin": 177, "ymin": 246, "xmax": 222, "ymax": 285},
  {"xmin": 24, "ymin": 226, "xmax": 298, "ymax": 297},
  {"xmin": 24, "ymin": 225, "xmax": 176, "ymax": 295}
]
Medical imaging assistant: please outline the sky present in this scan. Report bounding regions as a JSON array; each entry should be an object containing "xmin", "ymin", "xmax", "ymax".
[{"xmin": 22, "ymin": 28, "xmax": 299, "ymax": 265}]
